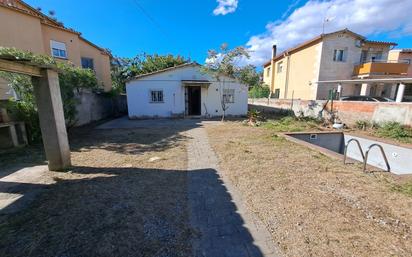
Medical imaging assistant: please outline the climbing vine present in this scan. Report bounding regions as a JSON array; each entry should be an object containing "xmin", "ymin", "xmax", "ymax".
[{"xmin": 0, "ymin": 47, "xmax": 99, "ymax": 142}]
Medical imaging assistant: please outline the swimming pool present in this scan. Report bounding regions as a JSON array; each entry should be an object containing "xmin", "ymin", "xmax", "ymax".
[{"xmin": 284, "ymin": 132, "xmax": 412, "ymax": 175}]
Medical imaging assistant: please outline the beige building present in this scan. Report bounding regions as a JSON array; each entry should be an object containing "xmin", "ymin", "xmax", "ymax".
[
  {"xmin": 388, "ymin": 49, "xmax": 412, "ymax": 77},
  {"xmin": 0, "ymin": 0, "xmax": 112, "ymax": 100},
  {"xmin": 388, "ymin": 49, "xmax": 412, "ymax": 102},
  {"xmin": 263, "ymin": 29, "xmax": 410, "ymax": 101}
]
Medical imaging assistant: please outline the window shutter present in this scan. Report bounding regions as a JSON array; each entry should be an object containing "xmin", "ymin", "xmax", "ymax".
[
  {"xmin": 343, "ymin": 48, "xmax": 348, "ymax": 62},
  {"xmin": 50, "ymin": 40, "xmax": 67, "ymax": 58}
]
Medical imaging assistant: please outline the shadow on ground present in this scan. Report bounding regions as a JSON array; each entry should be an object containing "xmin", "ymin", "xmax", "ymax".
[
  {"xmin": 0, "ymin": 167, "xmax": 264, "ymax": 257},
  {"xmin": 69, "ymin": 118, "xmax": 202, "ymax": 155},
  {"xmin": 0, "ymin": 117, "xmax": 265, "ymax": 257},
  {"xmin": 0, "ymin": 144, "xmax": 46, "ymax": 179},
  {"xmin": 0, "ymin": 117, "xmax": 201, "ymax": 177}
]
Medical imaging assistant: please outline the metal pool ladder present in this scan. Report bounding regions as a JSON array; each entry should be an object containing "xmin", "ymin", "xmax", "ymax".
[
  {"xmin": 343, "ymin": 139, "xmax": 365, "ymax": 164},
  {"xmin": 343, "ymin": 140, "xmax": 391, "ymax": 173},
  {"xmin": 363, "ymin": 144, "xmax": 391, "ymax": 173}
]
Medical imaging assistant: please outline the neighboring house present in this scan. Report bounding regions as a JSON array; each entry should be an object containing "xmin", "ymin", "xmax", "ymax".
[
  {"xmin": 388, "ymin": 49, "xmax": 412, "ymax": 76},
  {"xmin": 0, "ymin": 0, "xmax": 112, "ymax": 101},
  {"xmin": 263, "ymin": 29, "xmax": 410, "ymax": 101},
  {"xmin": 388, "ymin": 49, "xmax": 412, "ymax": 101},
  {"xmin": 126, "ymin": 63, "xmax": 248, "ymax": 118}
]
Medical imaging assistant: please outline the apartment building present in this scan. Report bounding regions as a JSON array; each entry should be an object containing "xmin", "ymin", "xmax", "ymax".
[
  {"xmin": 263, "ymin": 29, "xmax": 410, "ymax": 101},
  {"xmin": 0, "ymin": 0, "xmax": 112, "ymax": 100},
  {"xmin": 388, "ymin": 49, "xmax": 412, "ymax": 76},
  {"xmin": 387, "ymin": 49, "xmax": 412, "ymax": 102}
]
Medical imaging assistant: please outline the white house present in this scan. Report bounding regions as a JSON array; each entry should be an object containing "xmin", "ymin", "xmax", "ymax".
[{"xmin": 126, "ymin": 63, "xmax": 248, "ymax": 118}]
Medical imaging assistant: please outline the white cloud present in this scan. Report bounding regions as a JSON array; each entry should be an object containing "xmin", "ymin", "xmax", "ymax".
[
  {"xmin": 213, "ymin": 0, "xmax": 238, "ymax": 16},
  {"xmin": 245, "ymin": 0, "xmax": 412, "ymax": 66}
]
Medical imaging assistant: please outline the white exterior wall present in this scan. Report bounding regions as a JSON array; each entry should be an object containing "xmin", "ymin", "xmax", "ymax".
[{"xmin": 126, "ymin": 65, "xmax": 248, "ymax": 118}]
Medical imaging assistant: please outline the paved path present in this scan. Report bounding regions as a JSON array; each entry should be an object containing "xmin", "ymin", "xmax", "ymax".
[{"xmin": 186, "ymin": 125, "xmax": 279, "ymax": 257}]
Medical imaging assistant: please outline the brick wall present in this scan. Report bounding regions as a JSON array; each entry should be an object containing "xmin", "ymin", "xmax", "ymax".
[{"xmin": 249, "ymin": 98, "xmax": 412, "ymax": 126}]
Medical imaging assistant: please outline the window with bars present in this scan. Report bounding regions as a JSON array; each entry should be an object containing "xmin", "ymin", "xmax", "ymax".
[
  {"xmin": 223, "ymin": 89, "xmax": 235, "ymax": 103},
  {"xmin": 150, "ymin": 90, "xmax": 164, "ymax": 103}
]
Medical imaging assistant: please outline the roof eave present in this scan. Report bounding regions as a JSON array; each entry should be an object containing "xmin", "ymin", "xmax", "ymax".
[
  {"xmin": 364, "ymin": 40, "xmax": 398, "ymax": 46},
  {"xmin": 126, "ymin": 62, "xmax": 200, "ymax": 83},
  {"xmin": 263, "ymin": 61, "xmax": 272, "ymax": 67}
]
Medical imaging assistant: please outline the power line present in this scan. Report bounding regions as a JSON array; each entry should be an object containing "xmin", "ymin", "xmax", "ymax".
[{"xmin": 130, "ymin": 0, "xmax": 170, "ymax": 39}]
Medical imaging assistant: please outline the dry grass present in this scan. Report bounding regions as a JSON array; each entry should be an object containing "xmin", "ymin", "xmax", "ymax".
[
  {"xmin": 262, "ymin": 116, "xmax": 322, "ymax": 132},
  {"xmin": 205, "ymin": 121, "xmax": 412, "ymax": 257},
  {"xmin": 0, "ymin": 127, "xmax": 192, "ymax": 257}
]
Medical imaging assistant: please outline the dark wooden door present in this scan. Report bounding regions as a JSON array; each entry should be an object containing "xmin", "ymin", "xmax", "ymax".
[{"xmin": 188, "ymin": 87, "xmax": 201, "ymax": 115}]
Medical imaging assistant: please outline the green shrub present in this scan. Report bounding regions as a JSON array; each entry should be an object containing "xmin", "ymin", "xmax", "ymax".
[
  {"xmin": 0, "ymin": 47, "xmax": 55, "ymax": 66},
  {"xmin": 247, "ymin": 109, "xmax": 263, "ymax": 122},
  {"xmin": 0, "ymin": 73, "xmax": 40, "ymax": 142},
  {"xmin": 6, "ymin": 96, "xmax": 41, "ymax": 143},
  {"xmin": 263, "ymin": 116, "xmax": 321, "ymax": 132},
  {"xmin": 376, "ymin": 122, "xmax": 412, "ymax": 142},
  {"xmin": 355, "ymin": 120, "xmax": 371, "ymax": 130},
  {"xmin": 249, "ymin": 84, "xmax": 270, "ymax": 98},
  {"xmin": 57, "ymin": 63, "xmax": 99, "ymax": 127},
  {"xmin": 392, "ymin": 182, "xmax": 412, "ymax": 197},
  {"xmin": 355, "ymin": 120, "xmax": 380, "ymax": 130}
]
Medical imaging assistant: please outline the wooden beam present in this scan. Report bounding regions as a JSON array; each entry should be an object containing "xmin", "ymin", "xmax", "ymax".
[{"xmin": 0, "ymin": 59, "xmax": 42, "ymax": 77}]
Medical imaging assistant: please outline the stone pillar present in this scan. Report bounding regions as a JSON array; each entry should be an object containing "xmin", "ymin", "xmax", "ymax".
[
  {"xmin": 32, "ymin": 69, "xmax": 71, "ymax": 171},
  {"xmin": 17, "ymin": 122, "xmax": 28, "ymax": 145},
  {"xmin": 337, "ymin": 83, "xmax": 342, "ymax": 98},
  {"xmin": 360, "ymin": 83, "xmax": 371, "ymax": 96},
  {"xmin": 8, "ymin": 124, "xmax": 19, "ymax": 147},
  {"xmin": 396, "ymin": 83, "xmax": 406, "ymax": 103},
  {"xmin": 390, "ymin": 84, "xmax": 398, "ymax": 99},
  {"xmin": 0, "ymin": 108, "xmax": 9, "ymax": 123}
]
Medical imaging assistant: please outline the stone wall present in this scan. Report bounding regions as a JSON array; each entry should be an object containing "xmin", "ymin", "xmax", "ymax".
[
  {"xmin": 74, "ymin": 92, "xmax": 127, "ymax": 126},
  {"xmin": 249, "ymin": 98, "xmax": 412, "ymax": 126}
]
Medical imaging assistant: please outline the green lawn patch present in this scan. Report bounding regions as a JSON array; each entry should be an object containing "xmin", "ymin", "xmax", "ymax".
[
  {"xmin": 392, "ymin": 182, "xmax": 412, "ymax": 197},
  {"xmin": 262, "ymin": 116, "xmax": 321, "ymax": 132}
]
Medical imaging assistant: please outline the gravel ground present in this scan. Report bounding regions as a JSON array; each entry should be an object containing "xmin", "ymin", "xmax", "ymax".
[
  {"xmin": 0, "ymin": 125, "xmax": 192, "ymax": 257},
  {"xmin": 205, "ymin": 121, "xmax": 412, "ymax": 257},
  {"xmin": 2, "ymin": 118, "xmax": 411, "ymax": 257}
]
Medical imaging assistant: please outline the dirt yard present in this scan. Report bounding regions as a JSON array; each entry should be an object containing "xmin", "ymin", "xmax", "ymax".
[
  {"xmin": 0, "ymin": 125, "xmax": 192, "ymax": 257},
  {"xmin": 1, "ymin": 118, "xmax": 412, "ymax": 257},
  {"xmin": 205, "ymin": 121, "xmax": 412, "ymax": 257}
]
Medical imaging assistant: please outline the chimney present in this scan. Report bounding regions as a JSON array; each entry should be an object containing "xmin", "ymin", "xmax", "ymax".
[{"xmin": 272, "ymin": 45, "xmax": 277, "ymax": 59}]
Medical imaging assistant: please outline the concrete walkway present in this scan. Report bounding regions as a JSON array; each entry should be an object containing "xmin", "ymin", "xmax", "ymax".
[{"xmin": 187, "ymin": 125, "xmax": 279, "ymax": 257}]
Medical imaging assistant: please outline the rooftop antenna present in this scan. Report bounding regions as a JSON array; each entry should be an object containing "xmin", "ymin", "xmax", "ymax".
[
  {"xmin": 322, "ymin": 4, "xmax": 334, "ymax": 34},
  {"xmin": 322, "ymin": 16, "xmax": 336, "ymax": 34}
]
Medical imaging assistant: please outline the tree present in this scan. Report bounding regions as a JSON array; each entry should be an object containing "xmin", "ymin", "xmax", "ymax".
[
  {"xmin": 202, "ymin": 44, "xmax": 258, "ymax": 121},
  {"xmin": 111, "ymin": 54, "xmax": 190, "ymax": 93},
  {"xmin": 249, "ymin": 83, "xmax": 270, "ymax": 98}
]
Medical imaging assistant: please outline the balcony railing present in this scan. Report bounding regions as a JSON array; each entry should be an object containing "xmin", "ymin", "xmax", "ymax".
[{"xmin": 353, "ymin": 61, "xmax": 409, "ymax": 76}]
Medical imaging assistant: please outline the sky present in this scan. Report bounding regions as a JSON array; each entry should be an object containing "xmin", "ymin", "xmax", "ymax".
[{"xmin": 25, "ymin": 0, "xmax": 412, "ymax": 66}]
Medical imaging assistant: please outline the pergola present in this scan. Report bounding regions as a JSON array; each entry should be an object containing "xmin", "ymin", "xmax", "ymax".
[
  {"xmin": 316, "ymin": 78, "xmax": 412, "ymax": 102},
  {"xmin": 0, "ymin": 56, "xmax": 71, "ymax": 171}
]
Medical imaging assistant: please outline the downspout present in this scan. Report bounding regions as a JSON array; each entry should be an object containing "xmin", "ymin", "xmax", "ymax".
[
  {"xmin": 284, "ymin": 54, "xmax": 291, "ymax": 99},
  {"xmin": 270, "ymin": 45, "xmax": 277, "ymax": 97}
]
